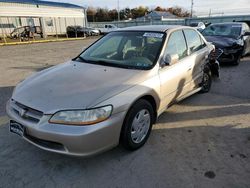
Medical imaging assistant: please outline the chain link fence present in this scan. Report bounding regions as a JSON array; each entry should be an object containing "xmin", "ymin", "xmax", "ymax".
[
  {"xmin": 89, "ymin": 14, "xmax": 250, "ymax": 29},
  {"xmin": 88, "ymin": 19, "xmax": 186, "ymax": 28}
]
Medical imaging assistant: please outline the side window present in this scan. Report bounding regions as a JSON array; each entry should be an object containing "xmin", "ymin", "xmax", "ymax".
[
  {"xmin": 183, "ymin": 29, "xmax": 204, "ymax": 53},
  {"xmin": 165, "ymin": 30, "xmax": 188, "ymax": 60}
]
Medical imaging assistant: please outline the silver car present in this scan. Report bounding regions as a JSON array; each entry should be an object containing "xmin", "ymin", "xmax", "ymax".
[{"xmin": 6, "ymin": 25, "xmax": 218, "ymax": 156}]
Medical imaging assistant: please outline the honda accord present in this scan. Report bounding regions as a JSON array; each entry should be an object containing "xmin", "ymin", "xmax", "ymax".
[{"xmin": 7, "ymin": 25, "xmax": 218, "ymax": 156}]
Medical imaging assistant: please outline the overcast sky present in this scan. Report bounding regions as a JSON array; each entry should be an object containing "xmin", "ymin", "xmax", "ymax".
[{"xmin": 53, "ymin": 0, "xmax": 250, "ymax": 16}]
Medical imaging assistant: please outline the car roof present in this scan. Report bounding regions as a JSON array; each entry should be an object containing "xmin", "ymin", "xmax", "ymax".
[{"xmin": 116, "ymin": 25, "xmax": 191, "ymax": 32}]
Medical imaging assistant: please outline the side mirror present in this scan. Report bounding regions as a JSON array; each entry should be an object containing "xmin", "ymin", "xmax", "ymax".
[{"xmin": 161, "ymin": 54, "xmax": 179, "ymax": 66}]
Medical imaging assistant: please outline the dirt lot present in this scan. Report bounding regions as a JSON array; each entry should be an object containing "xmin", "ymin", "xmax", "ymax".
[{"xmin": 0, "ymin": 39, "xmax": 250, "ymax": 188}]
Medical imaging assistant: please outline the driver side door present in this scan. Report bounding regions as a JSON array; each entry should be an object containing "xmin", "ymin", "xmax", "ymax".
[{"xmin": 158, "ymin": 30, "xmax": 193, "ymax": 110}]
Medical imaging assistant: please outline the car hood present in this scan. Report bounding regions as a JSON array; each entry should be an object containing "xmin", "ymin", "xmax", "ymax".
[
  {"xmin": 204, "ymin": 35, "xmax": 238, "ymax": 48},
  {"xmin": 12, "ymin": 61, "xmax": 150, "ymax": 114}
]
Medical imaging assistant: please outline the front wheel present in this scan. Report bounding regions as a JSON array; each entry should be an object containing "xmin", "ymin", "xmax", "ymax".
[
  {"xmin": 120, "ymin": 99, "xmax": 154, "ymax": 150},
  {"xmin": 232, "ymin": 55, "xmax": 240, "ymax": 66},
  {"xmin": 200, "ymin": 66, "xmax": 212, "ymax": 93}
]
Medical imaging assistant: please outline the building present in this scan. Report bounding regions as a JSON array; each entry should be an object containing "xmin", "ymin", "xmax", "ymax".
[
  {"xmin": 136, "ymin": 11, "xmax": 178, "ymax": 21},
  {"xmin": 0, "ymin": 0, "xmax": 87, "ymax": 37}
]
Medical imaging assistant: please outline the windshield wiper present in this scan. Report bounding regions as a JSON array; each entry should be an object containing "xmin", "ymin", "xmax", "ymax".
[
  {"xmin": 93, "ymin": 60, "xmax": 113, "ymax": 66},
  {"xmin": 73, "ymin": 57, "xmax": 147, "ymax": 70},
  {"xmin": 73, "ymin": 57, "xmax": 113, "ymax": 66},
  {"xmin": 95, "ymin": 61, "xmax": 147, "ymax": 70},
  {"xmin": 73, "ymin": 56, "xmax": 90, "ymax": 63}
]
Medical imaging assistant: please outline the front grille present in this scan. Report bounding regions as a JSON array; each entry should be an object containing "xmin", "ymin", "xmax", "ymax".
[
  {"xmin": 209, "ymin": 48, "xmax": 223, "ymax": 60},
  {"xmin": 25, "ymin": 133, "xmax": 65, "ymax": 151},
  {"xmin": 10, "ymin": 99, "xmax": 43, "ymax": 123}
]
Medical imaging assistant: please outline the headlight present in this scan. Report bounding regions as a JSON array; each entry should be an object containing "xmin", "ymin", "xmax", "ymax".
[
  {"xmin": 236, "ymin": 39, "xmax": 244, "ymax": 46},
  {"xmin": 49, "ymin": 105, "xmax": 112, "ymax": 125}
]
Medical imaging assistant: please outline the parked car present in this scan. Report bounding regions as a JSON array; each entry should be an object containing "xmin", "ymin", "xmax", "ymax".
[
  {"xmin": 96, "ymin": 24, "xmax": 118, "ymax": 34},
  {"xmin": 85, "ymin": 27, "xmax": 100, "ymax": 36},
  {"xmin": 66, "ymin": 26, "xmax": 86, "ymax": 37},
  {"xmin": 10, "ymin": 26, "xmax": 43, "ymax": 41},
  {"xmin": 6, "ymin": 25, "xmax": 219, "ymax": 156},
  {"xmin": 189, "ymin": 22, "xmax": 206, "ymax": 32},
  {"xmin": 202, "ymin": 22, "xmax": 250, "ymax": 65},
  {"xmin": 66, "ymin": 26, "xmax": 100, "ymax": 37}
]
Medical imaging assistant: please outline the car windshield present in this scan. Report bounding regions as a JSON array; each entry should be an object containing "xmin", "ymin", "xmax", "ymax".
[
  {"xmin": 202, "ymin": 24, "xmax": 242, "ymax": 38},
  {"xmin": 77, "ymin": 31, "xmax": 165, "ymax": 69}
]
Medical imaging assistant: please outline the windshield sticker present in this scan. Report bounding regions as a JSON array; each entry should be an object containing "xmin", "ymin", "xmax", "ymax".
[{"xmin": 143, "ymin": 32, "xmax": 164, "ymax": 38}]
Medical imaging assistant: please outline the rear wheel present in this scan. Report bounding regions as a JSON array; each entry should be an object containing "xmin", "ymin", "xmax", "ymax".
[
  {"xmin": 120, "ymin": 99, "xmax": 154, "ymax": 150},
  {"xmin": 200, "ymin": 66, "xmax": 212, "ymax": 93}
]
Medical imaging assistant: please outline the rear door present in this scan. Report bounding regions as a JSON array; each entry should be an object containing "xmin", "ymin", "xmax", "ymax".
[
  {"xmin": 183, "ymin": 29, "xmax": 209, "ymax": 90},
  {"xmin": 158, "ymin": 30, "xmax": 191, "ymax": 109}
]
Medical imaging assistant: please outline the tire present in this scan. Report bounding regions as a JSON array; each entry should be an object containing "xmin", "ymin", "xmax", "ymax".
[
  {"xmin": 200, "ymin": 66, "xmax": 212, "ymax": 93},
  {"xmin": 120, "ymin": 99, "xmax": 154, "ymax": 150},
  {"xmin": 232, "ymin": 55, "xmax": 240, "ymax": 66}
]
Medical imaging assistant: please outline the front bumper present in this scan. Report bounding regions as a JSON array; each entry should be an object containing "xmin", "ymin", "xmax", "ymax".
[
  {"xmin": 218, "ymin": 47, "xmax": 243, "ymax": 63},
  {"xmin": 6, "ymin": 100, "xmax": 126, "ymax": 156}
]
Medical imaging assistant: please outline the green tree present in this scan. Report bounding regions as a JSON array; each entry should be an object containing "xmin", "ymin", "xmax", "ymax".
[
  {"xmin": 108, "ymin": 9, "xmax": 118, "ymax": 21},
  {"xmin": 154, "ymin": 6, "xmax": 167, "ymax": 12},
  {"xmin": 131, "ymin": 6, "xmax": 149, "ymax": 19},
  {"xmin": 167, "ymin": 6, "xmax": 191, "ymax": 17},
  {"xmin": 95, "ymin": 8, "xmax": 110, "ymax": 22},
  {"xmin": 87, "ymin": 7, "xmax": 97, "ymax": 22}
]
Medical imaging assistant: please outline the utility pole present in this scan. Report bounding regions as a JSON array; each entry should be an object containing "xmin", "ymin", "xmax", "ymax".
[
  {"xmin": 209, "ymin": 9, "xmax": 211, "ymax": 17},
  {"xmin": 117, "ymin": 0, "xmax": 120, "ymax": 22},
  {"xmin": 190, "ymin": 0, "xmax": 194, "ymax": 18}
]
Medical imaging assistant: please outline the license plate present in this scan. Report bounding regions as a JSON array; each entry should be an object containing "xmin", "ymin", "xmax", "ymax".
[{"xmin": 9, "ymin": 120, "xmax": 25, "ymax": 137}]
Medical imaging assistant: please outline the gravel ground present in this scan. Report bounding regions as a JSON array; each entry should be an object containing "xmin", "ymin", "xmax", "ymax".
[{"xmin": 0, "ymin": 38, "xmax": 249, "ymax": 188}]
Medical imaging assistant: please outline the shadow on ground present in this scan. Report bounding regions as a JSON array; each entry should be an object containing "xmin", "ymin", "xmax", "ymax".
[
  {"xmin": 157, "ymin": 101, "xmax": 250, "ymax": 123},
  {"xmin": 0, "ymin": 105, "xmax": 249, "ymax": 188},
  {"xmin": 10, "ymin": 64, "xmax": 54, "ymax": 72},
  {"xmin": 0, "ymin": 86, "xmax": 14, "ymax": 116}
]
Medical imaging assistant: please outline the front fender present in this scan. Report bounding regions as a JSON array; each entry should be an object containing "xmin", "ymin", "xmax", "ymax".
[{"xmin": 209, "ymin": 60, "xmax": 220, "ymax": 77}]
